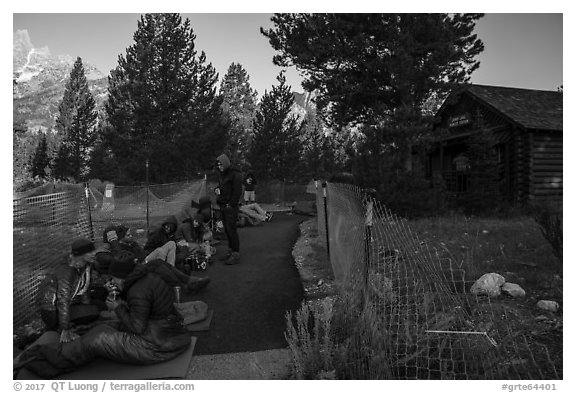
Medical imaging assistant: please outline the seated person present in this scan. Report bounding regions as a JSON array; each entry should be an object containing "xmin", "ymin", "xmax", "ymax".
[
  {"xmin": 100, "ymin": 224, "xmax": 209, "ymax": 293},
  {"xmin": 95, "ymin": 224, "xmax": 146, "ymax": 273},
  {"xmin": 176, "ymin": 213, "xmax": 213, "ymax": 249},
  {"xmin": 143, "ymin": 215, "xmax": 179, "ymax": 266},
  {"xmin": 239, "ymin": 202, "xmax": 273, "ymax": 224},
  {"xmin": 190, "ymin": 196, "xmax": 213, "ymax": 219},
  {"xmin": 37, "ymin": 238, "xmax": 100, "ymax": 343},
  {"xmin": 15, "ymin": 255, "xmax": 191, "ymax": 379}
]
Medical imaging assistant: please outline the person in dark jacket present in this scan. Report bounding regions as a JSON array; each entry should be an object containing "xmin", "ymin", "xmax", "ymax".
[
  {"xmin": 143, "ymin": 215, "xmax": 179, "ymax": 266},
  {"xmin": 15, "ymin": 255, "xmax": 191, "ymax": 378},
  {"xmin": 243, "ymin": 172, "xmax": 257, "ymax": 203},
  {"xmin": 176, "ymin": 212, "xmax": 210, "ymax": 248},
  {"xmin": 38, "ymin": 238, "xmax": 99, "ymax": 343},
  {"xmin": 214, "ymin": 153, "xmax": 243, "ymax": 265}
]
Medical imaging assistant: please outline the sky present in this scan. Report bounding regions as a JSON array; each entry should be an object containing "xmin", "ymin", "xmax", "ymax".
[{"xmin": 11, "ymin": 12, "xmax": 564, "ymax": 95}]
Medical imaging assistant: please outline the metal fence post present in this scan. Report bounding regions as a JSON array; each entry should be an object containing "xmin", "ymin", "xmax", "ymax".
[
  {"xmin": 322, "ymin": 181, "xmax": 330, "ymax": 260},
  {"xmin": 363, "ymin": 188, "xmax": 377, "ymax": 307},
  {"xmin": 146, "ymin": 159, "xmax": 150, "ymax": 231},
  {"xmin": 85, "ymin": 183, "xmax": 94, "ymax": 241}
]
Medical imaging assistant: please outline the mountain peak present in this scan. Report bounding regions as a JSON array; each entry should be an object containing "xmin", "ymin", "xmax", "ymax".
[
  {"xmin": 13, "ymin": 30, "xmax": 108, "ymax": 132},
  {"xmin": 13, "ymin": 29, "xmax": 104, "ymax": 85}
]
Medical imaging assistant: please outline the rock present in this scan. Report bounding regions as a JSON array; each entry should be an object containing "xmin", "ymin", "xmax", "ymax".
[
  {"xmin": 470, "ymin": 273, "xmax": 505, "ymax": 297},
  {"xmin": 536, "ymin": 300, "xmax": 559, "ymax": 312},
  {"xmin": 535, "ymin": 315, "xmax": 548, "ymax": 321},
  {"xmin": 501, "ymin": 282, "xmax": 526, "ymax": 298}
]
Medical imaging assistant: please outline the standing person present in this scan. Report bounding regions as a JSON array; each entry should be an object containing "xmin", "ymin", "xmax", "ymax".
[
  {"xmin": 243, "ymin": 172, "xmax": 257, "ymax": 203},
  {"xmin": 215, "ymin": 153, "xmax": 243, "ymax": 265},
  {"xmin": 15, "ymin": 255, "xmax": 190, "ymax": 378}
]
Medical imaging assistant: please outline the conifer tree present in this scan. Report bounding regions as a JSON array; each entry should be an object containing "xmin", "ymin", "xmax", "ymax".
[
  {"xmin": 30, "ymin": 132, "xmax": 50, "ymax": 179},
  {"xmin": 104, "ymin": 13, "xmax": 228, "ymax": 183},
  {"xmin": 53, "ymin": 57, "xmax": 98, "ymax": 181},
  {"xmin": 249, "ymin": 72, "xmax": 303, "ymax": 181},
  {"xmin": 220, "ymin": 63, "xmax": 258, "ymax": 168},
  {"xmin": 300, "ymin": 110, "xmax": 347, "ymax": 180},
  {"xmin": 263, "ymin": 13, "xmax": 484, "ymax": 126},
  {"xmin": 263, "ymin": 13, "xmax": 485, "ymax": 177}
]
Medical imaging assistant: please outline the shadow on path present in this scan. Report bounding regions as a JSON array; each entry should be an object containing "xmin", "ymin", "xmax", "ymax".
[{"xmin": 184, "ymin": 212, "xmax": 306, "ymax": 355}]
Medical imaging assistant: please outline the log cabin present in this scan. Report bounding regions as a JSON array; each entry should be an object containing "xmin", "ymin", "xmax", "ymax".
[{"xmin": 428, "ymin": 84, "xmax": 562, "ymax": 206}]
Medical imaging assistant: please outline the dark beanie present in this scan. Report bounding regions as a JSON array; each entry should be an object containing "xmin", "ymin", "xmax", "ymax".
[
  {"xmin": 71, "ymin": 238, "xmax": 95, "ymax": 256},
  {"xmin": 108, "ymin": 251, "xmax": 136, "ymax": 279}
]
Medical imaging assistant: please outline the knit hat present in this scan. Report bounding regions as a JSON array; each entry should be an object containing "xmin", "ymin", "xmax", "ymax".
[
  {"xmin": 71, "ymin": 238, "xmax": 95, "ymax": 256},
  {"xmin": 108, "ymin": 251, "xmax": 136, "ymax": 279}
]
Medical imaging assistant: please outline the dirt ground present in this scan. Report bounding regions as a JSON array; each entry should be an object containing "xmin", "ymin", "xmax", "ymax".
[{"xmin": 291, "ymin": 216, "xmax": 337, "ymax": 305}]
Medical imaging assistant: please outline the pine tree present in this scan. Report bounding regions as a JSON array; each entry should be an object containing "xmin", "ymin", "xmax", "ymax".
[
  {"xmin": 300, "ymin": 113, "xmax": 346, "ymax": 179},
  {"xmin": 263, "ymin": 13, "xmax": 484, "ymax": 127},
  {"xmin": 249, "ymin": 72, "xmax": 303, "ymax": 181},
  {"xmin": 104, "ymin": 13, "xmax": 228, "ymax": 184},
  {"xmin": 87, "ymin": 122, "xmax": 118, "ymax": 181},
  {"xmin": 220, "ymin": 63, "xmax": 258, "ymax": 168},
  {"xmin": 263, "ymin": 14, "xmax": 485, "ymax": 177},
  {"xmin": 53, "ymin": 57, "xmax": 98, "ymax": 181},
  {"xmin": 30, "ymin": 132, "xmax": 50, "ymax": 179}
]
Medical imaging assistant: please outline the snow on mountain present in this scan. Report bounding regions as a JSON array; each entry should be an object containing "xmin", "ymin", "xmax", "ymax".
[{"xmin": 13, "ymin": 29, "xmax": 108, "ymax": 131}]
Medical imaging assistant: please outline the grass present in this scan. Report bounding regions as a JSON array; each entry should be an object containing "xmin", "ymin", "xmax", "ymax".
[
  {"xmin": 287, "ymin": 212, "xmax": 563, "ymax": 379},
  {"xmin": 410, "ymin": 214, "xmax": 562, "ymax": 287}
]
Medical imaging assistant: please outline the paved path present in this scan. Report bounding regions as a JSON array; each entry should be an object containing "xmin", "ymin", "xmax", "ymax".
[{"xmin": 182, "ymin": 212, "xmax": 306, "ymax": 355}]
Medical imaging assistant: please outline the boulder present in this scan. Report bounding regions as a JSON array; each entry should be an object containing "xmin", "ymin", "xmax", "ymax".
[
  {"xmin": 501, "ymin": 282, "xmax": 526, "ymax": 298},
  {"xmin": 470, "ymin": 273, "xmax": 505, "ymax": 297},
  {"xmin": 536, "ymin": 300, "xmax": 559, "ymax": 312}
]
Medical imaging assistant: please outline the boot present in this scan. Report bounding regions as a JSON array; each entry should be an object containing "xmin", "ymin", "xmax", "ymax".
[
  {"xmin": 224, "ymin": 251, "xmax": 240, "ymax": 265},
  {"xmin": 218, "ymin": 249, "xmax": 232, "ymax": 262},
  {"xmin": 186, "ymin": 277, "xmax": 211, "ymax": 293}
]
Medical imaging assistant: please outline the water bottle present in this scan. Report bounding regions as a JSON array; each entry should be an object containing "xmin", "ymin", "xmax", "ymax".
[
  {"xmin": 173, "ymin": 286, "xmax": 181, "ymax": 303},
  {"xmin": 204, "ymin": 240, "xmax": 212, "ymax": 257}
]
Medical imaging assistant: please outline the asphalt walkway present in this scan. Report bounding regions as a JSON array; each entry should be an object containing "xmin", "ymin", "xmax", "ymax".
[{"xmin": 182, "ymin": 212, "xmax": 306, "ymax": 355}]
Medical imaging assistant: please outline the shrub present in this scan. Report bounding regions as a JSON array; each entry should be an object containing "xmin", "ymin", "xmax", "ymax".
[
  {"xmin": 376, "ymin": 172, "xmax": 449, "ymax": 219},
  {"xmin": 532, "ymin": 204, "xmax": 563, "ymax": 261}
]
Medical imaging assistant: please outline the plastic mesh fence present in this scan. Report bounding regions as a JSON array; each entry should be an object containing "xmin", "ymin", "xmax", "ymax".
[
  {"xmin": 320, "ymin": 183, "xmax": 559, "ymax": 379},
  {"xmin": 314, "ymin": 181, "xmax": 327, "ymax": 249},
  {"xmin": 13, "ymin": 187, "xmax": 93, "ymax": 330},
  {"xmin": 90, "ymin": 178, "xmax": 208, "ymax": 237},
  {"xmin": 13, "ymin": 178, "xmax": 208, "ymax": 331}
]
